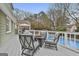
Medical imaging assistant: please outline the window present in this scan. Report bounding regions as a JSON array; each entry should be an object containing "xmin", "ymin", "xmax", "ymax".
[{"xmin": 6, "ymin": 16, "xmax": 11, "ymax": 33}]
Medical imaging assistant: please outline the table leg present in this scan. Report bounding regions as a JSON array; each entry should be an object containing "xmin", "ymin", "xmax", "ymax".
[{"xmin": 38, "ymin": 39, "xmax": 42, "ymax": 47}]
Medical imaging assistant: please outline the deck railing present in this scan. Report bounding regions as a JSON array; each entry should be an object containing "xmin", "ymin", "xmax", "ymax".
[
  {"xmin": 21, "ymin": 30, "xmax": 79, "ymax": 50},
  {"xmin": 57, "ymin": 32, "xmax": 79, "ymax": 49}
]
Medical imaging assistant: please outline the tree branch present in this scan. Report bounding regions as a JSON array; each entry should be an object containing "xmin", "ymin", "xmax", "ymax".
[{"xmin": 66, "ymin": 9, "xmax": 79, "ymax": 24}]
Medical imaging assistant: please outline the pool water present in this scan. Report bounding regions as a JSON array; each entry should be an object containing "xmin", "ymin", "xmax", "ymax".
[{"xmin": 47, "ymin": 34, "xmax": 79, "ymax": 49}]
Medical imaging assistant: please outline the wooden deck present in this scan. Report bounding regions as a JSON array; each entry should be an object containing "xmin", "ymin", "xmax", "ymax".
[
  {"xmin": 0, "ymin": 35, "xmax": 79, "ymax": 56},
  {"xmin": 35, "ymin": 46, "xmax": 79, "ymax": 56}
]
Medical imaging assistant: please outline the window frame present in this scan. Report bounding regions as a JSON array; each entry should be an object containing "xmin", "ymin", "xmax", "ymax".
[{"xmin": 6, "ymin": 16, "xmax": 11, "ymax": 33}]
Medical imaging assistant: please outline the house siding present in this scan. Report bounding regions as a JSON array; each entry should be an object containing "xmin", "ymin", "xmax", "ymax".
[
  {"xmin": 0, "ymin": 4, "xmax": 16, "ymax": 45},
  {"xmin": 0, "ymin": 12, "xmax": 6, "ymax": 44},
  {"xmin": 0, "ymin": 12, "xmax": 15, "ymax": 45}
]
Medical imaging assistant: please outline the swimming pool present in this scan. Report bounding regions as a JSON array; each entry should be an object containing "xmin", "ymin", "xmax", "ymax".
[{"xmin": 47, "ymin": 34, "xmax": 79, "ymax": 49}]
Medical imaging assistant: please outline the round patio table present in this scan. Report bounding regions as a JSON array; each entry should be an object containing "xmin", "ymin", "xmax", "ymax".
[{"xmin": 35, "ymin": 35, "xmax": 44, "ymax": 47}]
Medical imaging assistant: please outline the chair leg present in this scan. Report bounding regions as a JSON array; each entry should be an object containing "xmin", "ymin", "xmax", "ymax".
[
  {"xmin": 21, "ymin": 49, "xmax": 25, "ymax": 56},
  {"xmin": 21, "ymin": 53, "xmax": 23, "ymax": 56},
  {"xmin": 21, "ymin": 46, "xmax": 23, "ymax": 50},
  {"xmin": 21, "ymin": 50, "xmax": 24, "ymax": 56}
]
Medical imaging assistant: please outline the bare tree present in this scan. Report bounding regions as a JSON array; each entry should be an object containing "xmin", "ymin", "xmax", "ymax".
[
  {"xmin": 13, "ymin": 8, "xmax": 32, "ymax": 20},
  {"xmin": 48, "ymin": 3, "xmax": 70, "ymax": 31},
  {"xmin": 65, "ymin": 3, "xmax": 79, "ymax": 24}
]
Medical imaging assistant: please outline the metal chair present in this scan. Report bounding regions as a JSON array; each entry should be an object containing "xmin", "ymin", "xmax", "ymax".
[
  {"xmin": 19, "ymin": 34, "xmax": 39, "ymax": 56},
  {"xmin": 44, "ymin": 33, "xmax": 61, "ymax": 50}
]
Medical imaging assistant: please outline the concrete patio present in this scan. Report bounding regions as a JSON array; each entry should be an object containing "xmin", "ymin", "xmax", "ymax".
[{"xmin": 0, "ymin": 35, "xmax": 79, "ymax": 56}]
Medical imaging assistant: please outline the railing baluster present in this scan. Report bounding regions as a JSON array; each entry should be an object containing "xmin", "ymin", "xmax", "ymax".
[
  {"xmin": 65, "ymin": 33, "xmax": 67, "ymax": 47},
  {"xmin": 34, "ymin": 30, "xmax": 35, "ymax": 36},
  {"xmin": 70, "ymin": 33, "xmax": 71, "ymax": 44},
  {"xmin": 74, "ymin": 34, "xmax": 76, "ymax": 48},
  {"xmin": 47, "ymin": 31, "xmax": 48, "ymax": 39}
]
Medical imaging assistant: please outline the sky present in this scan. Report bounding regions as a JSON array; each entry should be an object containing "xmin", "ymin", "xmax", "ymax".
[{"xmin": 13, "ymin": 3, "xmax": 50, "ymax": 14}]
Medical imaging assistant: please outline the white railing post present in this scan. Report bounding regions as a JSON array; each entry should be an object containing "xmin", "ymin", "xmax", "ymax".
[
  {"xmin": 34, "ymin": 30, "xmax": 35, "ymax": 37},
  {"xmin": 69, "ymin": 33, "xmax": 71, "ymax": 44},
  {"xmin": 47, "ymin": 31, "xmax": 48, "ymax": 39},
  {"xmin": 64, "ymin": 33, "xmax": 67, "ymax": 47},
  {"xmin": 74, "ymin": 34, "xmax": 76, "ymax": 47}
]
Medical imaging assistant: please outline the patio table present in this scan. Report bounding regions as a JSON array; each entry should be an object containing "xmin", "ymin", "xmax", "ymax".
[
  {"xmin": 34, "ymin": 35, "xmax": 45, "ymax": 47},
  {"xmin": 20, "ymin": 34, "xmax": 44, "ymax": 47}
]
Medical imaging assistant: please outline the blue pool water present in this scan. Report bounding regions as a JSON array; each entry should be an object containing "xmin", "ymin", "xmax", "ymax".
[{"xmin": 47, "ymin": 34, "xmax": 79, "ymax": 49}]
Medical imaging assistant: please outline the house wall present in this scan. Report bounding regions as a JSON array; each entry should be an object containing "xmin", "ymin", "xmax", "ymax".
[
  {"xmin": 0, "ymin": 11, "xmax": 15, "ymax": 45},
  {"xmin": 0, "ymin": 3, "xmax": 16, "ymax": 23},
  {"xmin": 0, "ymin": 4, "xmax": 16, "ymax": 45}
]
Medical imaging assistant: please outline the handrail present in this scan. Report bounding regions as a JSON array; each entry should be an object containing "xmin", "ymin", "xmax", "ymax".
[
  {"xmin": 26, "ymin": 30, "xmax": 79, "ymax": 35},
  {"xmin": 20, "ymin": 30, "xmax": 79, "ymax": 50}
]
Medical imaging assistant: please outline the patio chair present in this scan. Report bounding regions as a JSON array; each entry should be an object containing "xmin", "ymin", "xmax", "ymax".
[
  {"xmin": 19, "ymin": 34, "xmax": 39, "ymax": 56},
  {"xmin": 44, "ymin": 33, "xmax": 61, "ymax": 50}
]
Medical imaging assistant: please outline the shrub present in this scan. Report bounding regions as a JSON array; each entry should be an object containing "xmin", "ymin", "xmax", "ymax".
[
  {"xmin": 56, "ymin": 27, "xmax": 66, "ymax": 31},
  {"xmin": 31, "ymin": 20, "xmax": 52, "ymax": 30}
]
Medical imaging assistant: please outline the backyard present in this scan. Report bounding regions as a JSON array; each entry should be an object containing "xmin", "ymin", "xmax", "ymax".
[{"xmin": 0, "ymin": 3, "xmax": 79, "ymax": 56}]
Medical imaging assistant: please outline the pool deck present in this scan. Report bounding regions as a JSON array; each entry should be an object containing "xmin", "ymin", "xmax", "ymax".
[{"xmin": 0, "ymin": 35, "xmax": 79, "ymax": 56}]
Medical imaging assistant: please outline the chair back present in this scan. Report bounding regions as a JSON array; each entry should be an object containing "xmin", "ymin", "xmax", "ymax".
[
  {"xmin": 41, "ymin": 31, "xmax": 47, "ymax": 40},
  {"xmin": 53, "ymin": 33, "xmax": 61, "ymax": 44},
  {"xmin": 19, "ymin": 34, "xmax": 35, "ymax": 50},
  {"xmin": 44, "ymin": 32, "xmax": 47, "ymax": 40}
]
